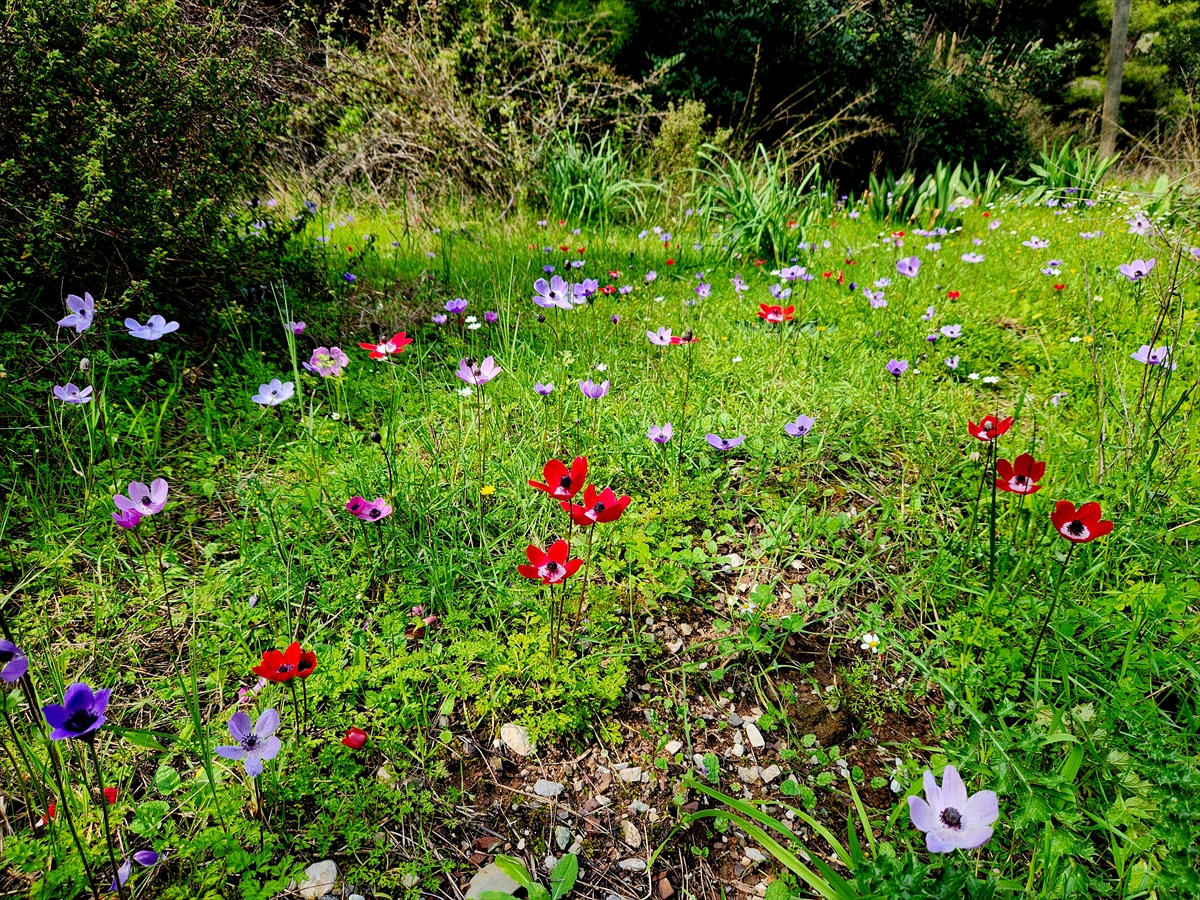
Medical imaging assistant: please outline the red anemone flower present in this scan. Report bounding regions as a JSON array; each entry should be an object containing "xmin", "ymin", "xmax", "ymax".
[
  {"xmin": 753, "ymin": 259, "xmax": 767, "ymax": 266},
  {"xmin": 608, "ymin": 270, "xmax": 621, "ymax": 278},
  {"xmin": 359, "ymin": 332, "xmax": 414, "ymax": 359},
  {"xmin": 1054, "ymin": 283, "xmax": 1066, "ymax": 291},
  {"xmin": 758, "ymin": 304, "xmax": 795, "ymax": 323},
  {"xmin": 601, "ymin": 285, "xmax": 616, "ymax": 295},
  {"xmin": 947, "ymin": 290, "xmax": 960, "ymax": 300},
  {"xmin": 251, "ymin": 641, "xmax": 303, "ymax": 682},
  {"xmin": 891, "ymin": 230, "xmax": 906, "ymax": 238},
  {"xmin": 666, "ymin": 258, "xmax": 675, "ymax": 266},
  {"xmin": 1050, "ymin": 501, "xmax": 1114, "ymax": 543},
  {"xmin": 517, "ymin": 540, "xmax": 583, "ymax": 585},
  {"xmin": 669, "ymin": 333, "xmax": 700, "ymax": 344},
  {"xmin": 104, "ymin": 787, "xmax": 118, "ymax": 804},
  {"xmin": 559, "ymin": 244, "xmax": 569, "ymax": 251},
  {"xmin": 35, "ymin": 802, "xmax": 57, "ymax": 828},
  {"xmin": 562, "ymin": 485, "xmax": 631, "ymax": 526},
  {"xmin": 342, "ymin": 727, "xmax": 368, "ymax": 750},
  {"xmin": 822, "ymin": 270, "xmax": 833, "ymax": 278},
  {"xmin": 996, "ymin": 453, "xmax": 1045, "ymax": 495},
  {"xmin": 968, "ymin": 415, "xmax": 1013, "ymax": 442},
  {"xmin": 837, "ymin": 270, "xmax": 845, "ymax": 284},
  {"xmin": 529, "ymin": 457, "xmax": 588, "ymax": 500},
  {"xmin": 577, "ymin": 247, "xmax": 586, "ymax": 254},
  {"xmin": 297, "ymin": 648, "xmax": 318, "ymax": 679}
]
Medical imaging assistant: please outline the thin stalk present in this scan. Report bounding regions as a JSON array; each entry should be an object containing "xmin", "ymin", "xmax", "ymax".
[
  {"xmin": 87, "ymin": 740, "xmax": 125, "ymax": 900},
  {"xmin": 987, "ymin": 441, "xmax": 998, "ymax": 588},
  {"xmin": 1020, "ymin": 543, "xmax": 1077, "ymax": 693},
  {"xmin": 569, "ymin": 526, "xmax": 598, "ymax": 644},
  {"xmin": 49, "ymin": 745, "xmax": 101, "ymax": 900}
]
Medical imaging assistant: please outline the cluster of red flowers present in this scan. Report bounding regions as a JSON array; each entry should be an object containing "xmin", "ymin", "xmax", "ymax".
[
  {"xmin": 520, "ymin": 457, "xmax": 630, "ymax": 584},
  {"xmin": 967, "ymin": 415, "xmax": 1114, "ymax": 543}
]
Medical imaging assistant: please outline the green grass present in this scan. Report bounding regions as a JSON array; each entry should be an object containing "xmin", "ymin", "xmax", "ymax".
[{"xmin": 2, "ymin": 191, "xmax": 1199, "ymax": 899}]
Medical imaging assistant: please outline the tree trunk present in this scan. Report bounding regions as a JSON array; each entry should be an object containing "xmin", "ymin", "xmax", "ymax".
[{"xmin": 1100, "ymin": 0, "xmax": 1132, "ymax": 158}]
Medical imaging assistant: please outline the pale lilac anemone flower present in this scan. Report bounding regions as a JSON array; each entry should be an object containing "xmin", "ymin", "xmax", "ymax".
[
  {"xmin": 886, "ymin": 359, "xmax": 909, "ymax": 377},
  {"xmin": 216, "ymin": 709, "xmax": 282, "ymax": 778},
  {"xmin": 705, "ymin": 433, "xmax": 745, "ymax": 450},
  {"xmin": 251, "ymin": 379, "xmax": 294, "ymax": 406},
  {"xmin": 1118, "ymin": 258, "xmax": 1155, "ymax": 282},
  {"xmin": 124, "ymin": 315, "xmax": 180, "ymax": 340},
  {"xmin": 58, "ymin": 293, "xmax": 95, "ymax": 333},
  {"xmin": 896, "ymin": 257, "xmax": 921, "ymax": 278},
  {"xmin": 1131, "ymin": 345, "xmax": 1175, "ymax": 369},
  {"xmin": 53, "ymin": 383, "xmax": 93, "ymax": 404},
  {"xmin": 647, "ymin": 423, "xmax": 673, "ymax": 443},
  {"xmin": 784, "ymin": 415, "xmax": 814, "ymax": 437},
  {"xmin": 579, "ymin": 379, "xmax": 610, "ymax": 399},
  {"xmin": 114, "ymin": 479, "xmax": 169, "ymax": 517},
  {"xmin": 533, "ymin": 275, "xmax": 573, "ymax": 310},
  {"xmin": 647, "ymin": 326, "xmax": 673, "ymax": 346},
  {"xmin": 961, "ymin": 252, "xmax": 985, "ymax": 263},
  {"xmin": 456, "ymin": 356, "xmax": 501, "ymax": 385},
  {"xmin": 907, "ymin": 765, "xmax": 999, "ymax": 853},
  {"xmin": 303, "ymin": 347, "xmax": 349, "ymax": 377}
]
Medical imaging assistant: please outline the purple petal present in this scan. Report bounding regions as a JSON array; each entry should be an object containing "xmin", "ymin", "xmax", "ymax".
[
  {"xmin": 963, "ymin": 789, "xmax": 999, "ymax": 826},
  {"xmin": 42, "ymin": 703, "xmax": 68, "ymax": 729},
  {"xmin": 925, "ymin": 830, "xmax": 956, "ymax": 853},
  {"xmin": 216, "ymin": 745, "xmax": 247, "ymax": 761},
  {"xmin": 254, "ymin": 708, "xmax": 280, "ymax": 740},
  {"xmin": 132, "ymin": 850, "xmax": 160, "ymax": 867},
  {"xmin": 243, "ymin": 749, "xmax": 265, "ymax": 777},
  {"xmin": 227, "ymin": 711, "xmax": 252, "ymax": 743},
  {"xmin": 940, "ymin": 765, "xmax": 968, "ymax": 811},
  {"xmin": 62, "ymin": 682, "xmax": 96, "ymax": 714},
  {"xmin": 922, "ymin": 769, "xmax": 942, "ymax": 809},
  {"xmin": 956, "ymin": 824, "xmax": 994, "ymax": 849},
  {"xmin": 907, "ymin": 795, "xmax": 938, "ymax": 832}
]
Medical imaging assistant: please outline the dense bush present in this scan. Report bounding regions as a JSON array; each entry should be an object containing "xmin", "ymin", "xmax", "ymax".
[{"xmin": 0, "ymin": 0, "xmax": 297, "ymax": 327}]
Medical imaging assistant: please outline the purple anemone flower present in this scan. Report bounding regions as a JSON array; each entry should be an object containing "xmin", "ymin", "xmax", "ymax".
[
  {"xmin": 114, "ymin": 478, "xmax": 169, "ymax": 518},
  {"xmin": 346, "ymin": 496, "xmax": 392, "ymax": 521},
  {"xmin": 645, "ymin": 270, "xmax": 658, "ymax": 283},
  {"xmin": 865, "ymin": 291, "xmax": 886, "ymax": 308},
  {"xmin": 287, "ymin": 321, "xmax": 306, "ymax": 335},
  {"xmin": 579, "ymin": 379, "xmax": 610, "ymax": 400},
  {"xmin": 780, "ymin": 265, "xmax": 806, "ymax": 281},
  {"xmin": 303, "ymin": 346, "xmax": 349, "ymax": 378},
  {"xmin": 896, "ymin": 257, "xmax": 921, "ymax": 278},
  {"xmin": 886, "ymin": 359, "xmax": 909, "ymax": 377},
  {"xmin": 874, "ymin": 277, "xmax": 891, "ymax": 288},
  {"xmin": 456, "ymin": 356, "xmax": 501, "ymax": 385},
  {"xmin": 58, "ymin": 293, "xmax": 95, "ymax": 333},
  {"xmin": 42, "ymin": 682, "xmax": 111, "ymax": 741},
  {"xmin": 1126, "ymin": 213, "xmax": 1151, "ymax": 235},
  {"xmin": 534, "ymin": 382, "xmax": 554, "ymax": 395},
  {"xmin": 769, "ymin": 284, "xmax": 791, "ymax": 300},
  {"xmin": 216, "ymin": 708, "xmax": 282, "ymax": 778},
  {"xmin": 432, "ymin": 314, "xmax": 448, "ymax": 325},
  {"xmin": 940, "ymin": 324, "xmax": 962, "ymax": 339},
  {"xmin": 921, "ymin": 306, "xmax": 936, "ymax": 321},
  {"xmin": 533, "ymin": 275, "xmax": 573, "ymax": 310},
  {"xmin": 445, "ymin": 298, "xmax": 468, "ymax": 314},
  {"xmin": 251, "ymin": 379, "xmax": 294, "ymax": 406},
  {"xmin": 610, "ymin": 314, "xmax": 620, "ymax": 324},
  {"xmin": 1131, "ymin": 345, "xmax": 1175, "ymax": 369},
  {"xmin": 0, "ymin": 640, "xmax": 28, "ymax": 682},
  {"xmin": 343, "ymin": 273, "xmax": 357, "ymax": 283},
  {"xmin": 1119, "ymin": 259, "xmax": 1155, "ymax": 282},
  {"xmin": 53, "ymin": 383, "xmax": 93, "ymax": 404},
  {"xmin": 485, "ymin": 311, "xmax": 499, "ymax": 323},
  {"xmin": 124, "ymin": 315, "xmax": 180, "ymax": 340},
  {"xmin": 907, "ymin": 765, "xmax": 999, "ymax": 853},
  {"xmin": 648, "ymin": 423, "xmax": 673, "ymax": 443},
  {"xmin": 784, "ymin": 415, "xmax": 814, "ymax": 438},
  {"xmin": 573, "ymin": 279, "xmax": 598, "ymax": 302},
  {"xmin": 945, "ymin": 355, "xmax": 960, "ymax": 370},
  {"xmin": 961, "ymin": 252, "xmax": 985, "ymax": 263},
  {"xmin": 1022, "ymin": 236, "xmax": 1049, "ymax": 249},
  {"xmin": 647, "ymin": 326, "xmax": 673, "ymax": 346},
  {"xmin": 706, "ymin": 433, "xmax": 746, "ymax": 451},
  {"xmin": 731, "ymin": 274, "xmax": 748, "ymax": 293},
  {"xmin": 110, "ymin": 850, "xmax": 161, "ymax": 891},
  {"xmin": 112, "ymin": 508, "xmax": 143, "ymax": 530}
]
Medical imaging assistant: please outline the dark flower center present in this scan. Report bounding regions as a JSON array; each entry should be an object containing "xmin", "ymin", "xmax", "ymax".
[
  {"xmin": 1014, "ymin": 475, "xmax": 1028, "ymax": 485},
  {"xmin": 983, "ymin": 421, "xmax": 994, "ymax": 432},
  {"xmin": 276, "ymin": 663, "xmax": 295, "ymax": 675},
  {"xmin": 63, "ymin": 709, "xmax": 98, "ymax": 734},
  {"xmin": 1067, "ymin": 520, "xmax": 1086, "ymax": 536},
  {"xmin": 369, "ymin": 508, "xmax": 381, "ymax": 518},
  {"xmin": 559, "ymin": 475, "xmax": 572, "ymax": 489},
  {"xmin": 545, "ymin": 561, "xmax": 559, "ymax": 573},
  {"xmin": 940, "ymin": 807, "xmax": 962, "ymax": 829},
  {"xmin": 722, "ymin": 440, "xmax": 730, "ymax": 447},
  {"xmin": 0, "ymin": 650, "xmax": 13, "ymax": 665},
  {"xmin": 593, "ymin": 502, "xmax": 605, "ymax": 514},
  {"xmin": 141, "ymin": 495, "xmax": 152, "ymax": 506},
  {"xmin": 245, "ymin": 735, "xmax": 259, "ymax": 750}
]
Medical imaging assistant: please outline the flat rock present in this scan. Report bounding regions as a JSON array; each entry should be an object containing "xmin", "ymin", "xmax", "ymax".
[
  {"xmin": 534, "ymin": 779, "xmax": 564, "ymax": 798},
  {"xmin": 350, "ymin": 894, "xmax": 367, "ymax": 900},
  {"xmin": 299, "ymin": 860, "xmax": 338, "ymax": 900},
  {"xmin": 745, "ymin": 848, "xmax": 767, "ymax": 863},
  {"xmin": 400, "ymin": 876, "xmax": 419, "ymax": 889},
  {"xmin": 466, "ymin": 863, "xmax": 522, "ymax": 899},
  {"xmin": 760, "ymin": 765, "xmax": 781, "ymax": 783},
  {"xmin": 620, "ymin": 819, "xmax": 642, "ymax": 848},
  {"xmin": 744, "ymin": 723, "xmax": 765, "ymax": 749},
  {"xmin": 738, "ymin": 766, "xmax": 759, "ymax": 784},
  {"xmin": 617, "ymin": 766, "xmax": 642, "ymax": 783},
  {"xmin": 619, "ymin": 858, "xmax": 647, "ymax": 872},
  {"xmin": 664, "ymin": 740, "xmax": 683, "ymax": 754},
  {"xmin": 501, "ymin": 723, "xmax": 534, "ymax": 756},
  {"xmin": 727, "ymin": 712, "xmax": 744, "ymax": 727},
  {"xmin": 555, "ymin": 825, "xmax": 573, "ymax": 849}
]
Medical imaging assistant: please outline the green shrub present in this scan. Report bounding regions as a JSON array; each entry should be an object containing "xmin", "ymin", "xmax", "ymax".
[{"xmin": 0, "ymin": 0, "xmax": 294, "ymax": 325}]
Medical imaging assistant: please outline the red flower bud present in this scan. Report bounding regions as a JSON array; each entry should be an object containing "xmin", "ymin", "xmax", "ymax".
[{"xmin": 342, "ymin": 727, "xmax": 368, "ymax": 750}]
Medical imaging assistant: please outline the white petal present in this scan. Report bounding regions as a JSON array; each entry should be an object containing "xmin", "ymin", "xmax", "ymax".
[
  {"xmin": 956, "ymin": 824, "xmax": 994, "ymax": 849},
  {"xmin": 963, "ymin": 789, "xmax": 999, "ymax": 826},
  {"xmin": 941, "ymin": 765, "xmax": 968, "ymax": 811},
  {"xmin": 907, "ymin": 795, "xmax": 938, "ymax": 832},
  {"xmin": 922, "ymin": 769, "xmax": 943, "ymax": 809},
  {"xmin": 925, "ymin": 829, "xmax": 956, "ymax": 853}
]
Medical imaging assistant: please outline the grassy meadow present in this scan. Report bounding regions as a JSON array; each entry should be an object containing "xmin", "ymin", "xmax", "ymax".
[{"xmin": 2, "ymin": 189, "xmax": 1199, "ymax": 900}]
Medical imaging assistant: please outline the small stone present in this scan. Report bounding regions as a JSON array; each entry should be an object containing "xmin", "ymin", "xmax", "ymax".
[
  {"xmin": 617, "ymin": 767, "xmax": 642, "ymax": 783},
  {"xmin": 760, "ymin": 765, "xmax": 781, "ymax": 783},
  {"xmin": 727, "ymin": 553, "xmax": 745, "ymax": 567},
  {"xmin": 544, "ymin": 854, "xmax": 558, "ymax": 872},
  {"xmin": 376, "ymin": 765, "xmax": 393, "ymax": 784},
  {"xmin": 658, "ymin": 876, "xmax": 675, "ymax": 898},
  {"xmin": 619, "ymin": 858, "xmax": 647, "ymax": 872},
  {"xmin": 613, "ymin": 762, "xmax": 628, "ymax": 771},
  {"xmin": 745, "ymin": 848, "xmax": 767, "ymax": 863},
  {"xmin": 466, "ymin": 862, "xmax": 521, "ymax": 899},
  {"xmin": 399, "ymin": 875, "xmax": 419, "ymax": 889},
  {"xmin": 555, "ymin": 826, "xmax": 572, "ymax": 850},
  {"xmin": 667, "ymin": 639, "xmax": 683, "ymax": 654},
  {"xmin": 730, "ymin": 744, "xmax": 744, "ymax": 758},
  {"xmin": 299, "ymin": 860, "xmax": 338, "ymax": 900},
  {"xmin": 351, "ymin": 894, "xmax": 368, "ymax": 900},
  {"xmin": 534, "ymin": 779, "xmax": 564, "ymax": 798},
  {"xmin": 744, "ymin": 723, "xmax": 765, "ymax": 749},
  {"xmin": 664, "ymin": 740, "xmax": 683, "ymax": 754},
  {"xmin": 620, "ymin": 819, "xmax": 642, "ymax": 848},
  {"xmin": 738, "ymin": 766, "xmax": 760, "ymax": 784},
  {"xmin": 569, "ymin": 838, "xmax": 584, "ymax": 855},
  {"xmin": 727, "ymin": 712, "xmax": 744, "ymax": 727},
  {"xmin": 630, "ymin": 800, "xmax": 650, "ymax": 814},
  {"xmin": 500, "ymin": 723, "xmax": 534, "ymax": 756},
  {"xmin": 679, "ymin": 624, "xmax": 693, "ymax": 636}
]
